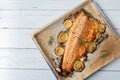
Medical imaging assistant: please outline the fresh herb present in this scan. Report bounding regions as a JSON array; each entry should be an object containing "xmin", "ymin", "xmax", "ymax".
[
  {"xmin": 100, "ymin": 50, "xmax": 110, "ymax": 58},
  {"xmin": 48, "ymin": 36, "xmax": 54, "ymax": 45},
  {"xmin": 78, "ymin": 40, "xmax": 88, "ymax": 46}
]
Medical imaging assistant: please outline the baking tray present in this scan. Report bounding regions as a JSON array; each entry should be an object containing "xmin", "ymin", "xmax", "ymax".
[{"xmin": 32, "ymin": 0, "xmax": 120, "ymax": 80}]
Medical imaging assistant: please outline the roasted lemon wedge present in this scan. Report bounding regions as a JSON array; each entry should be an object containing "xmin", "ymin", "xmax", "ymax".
[
  {"xmin": 64, "ymin": 19, "xmax": 72, "ymax": 29},
  {"xmin": 98, "ymin": 24, "xmax": 106, "ymax": 33},
  {"xmin": 73, "ymin": 60, "xmax": 85, "ymax": 72},
  {"xmin": 55, "ymin": 46, "xmax": 64, "ymax": 56},
  {"xmin": 87, "ymin": 42, "xmax": 96, "ymax": 53},
  {"xmin": 58, "ymin": 31, "xmax": 69, "ymax": 43}
]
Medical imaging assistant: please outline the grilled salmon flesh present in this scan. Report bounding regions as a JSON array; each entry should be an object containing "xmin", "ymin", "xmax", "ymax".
[{"xmin": 62, "ymin": 10, "xmax": 99, "ymax": 72}]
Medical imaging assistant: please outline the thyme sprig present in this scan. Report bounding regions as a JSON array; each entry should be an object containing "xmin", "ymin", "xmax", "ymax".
[
  {"xmin": 48, "ymin": 36, "xmax": 54, "ymax": 45},
  {"xmin": 100, "ymin": 50, "xmax": 110, "ymax": 58}
]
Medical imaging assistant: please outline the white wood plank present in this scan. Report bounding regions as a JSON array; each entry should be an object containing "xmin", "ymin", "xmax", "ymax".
[
  {"xmin": 0, "ymin": 29, "xmax": 120, "ymax": 48},
  {"xmin": 0, "ymin": 0, "xmax": 119, "ymax": 10},
  {"xmin": 0, "ymin": 0, "xmax": 84, "ymax": 10},
  {"xmin": 95, "ymin": 0, "xmax": 120, "ymax": 10},
  {"xmin": 0, "ymin": 11, "xmax": 120, "ymax": 29},
  {"xmin": 0, "ymin": 49, "xmax": 49, "ymax": 69},
  {"xmin": 0, "ymin": 69, "xmax": 119, "ymax": 80},
  {"xmin": 0, "ymin": 11, "xmax": 66, "ymax": 29},
  {"xmin": 0, "ymin": 49, "xmax": 119, "ymax": 70},
  {"xmin": 103, "ymin": 11, "xmax": 120, "ymax": 29},
  {"xmin": 0, "ymin": 69, "xmax": 56, "ymax": 80},
  {"xmin": 87, "ymin": 71, "xmax": 120, "ymax": 80},
  {"xmin": 0, "ymin": 29, "xmax": 36, "ymax": 48}
]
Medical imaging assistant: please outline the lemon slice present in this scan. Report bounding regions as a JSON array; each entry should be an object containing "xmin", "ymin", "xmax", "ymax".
[
  {"xmin": 58, "ymin": 31, "xmax": 69, "ymax": 43},
  {"xmin": 98, "ymin": 24, "xmax": 106, "ymax": 33},
  {"xmin": 64, "ymin": 19, "xmax": 72, "ymax": 29},
  {"xmin": 55, "ymin": 46, "xmax": 64, "ymax": 56},
  {"xmin": 87, "ymin": 42, "xmax": 96, "ymax": 53},
  {"xmin": 73, "ymin": 60, "xmax": 85, "ymax": 72}
]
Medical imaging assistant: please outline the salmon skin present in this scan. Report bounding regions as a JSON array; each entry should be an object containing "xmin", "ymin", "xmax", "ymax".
[{"xmin": 62, "ymin": 10, "xmax": 99, "ymax": 72}]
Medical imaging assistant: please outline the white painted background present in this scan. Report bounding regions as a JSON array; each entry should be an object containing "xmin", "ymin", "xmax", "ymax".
[{"xmin": 0, "ymin": 0, "xmax": 120, "ymax": 80}]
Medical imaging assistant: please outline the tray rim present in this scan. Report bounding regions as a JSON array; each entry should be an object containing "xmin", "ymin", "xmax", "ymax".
[{"xmin": 32, "ymin": 0, "xmax": 120, "ymax": 80}]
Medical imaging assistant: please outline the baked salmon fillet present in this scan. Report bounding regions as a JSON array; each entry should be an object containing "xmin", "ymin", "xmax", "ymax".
[{"xmin": 62, "ymin": 10, "xmax": 99, "ymax": 72}]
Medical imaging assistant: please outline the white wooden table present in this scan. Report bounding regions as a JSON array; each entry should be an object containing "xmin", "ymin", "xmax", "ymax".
[{"xmin": 0, "ymin": 0, "xmax": 120, "ymax": 80}]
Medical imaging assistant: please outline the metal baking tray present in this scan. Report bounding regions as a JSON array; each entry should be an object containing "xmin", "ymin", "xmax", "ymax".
[{"xmin": 32, "ymin": 0, "xmax": 120, "ymax": 80}]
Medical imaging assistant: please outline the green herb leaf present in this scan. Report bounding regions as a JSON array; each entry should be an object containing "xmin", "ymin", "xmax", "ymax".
[
  {"xmin": 100, "ymin": 50, "xmax": 110, "ymax": 58},
  {"xmin": 48, "ymin": 36, "xmax": 54, "ymax": 45},
  {"xmin": 78, "ymin": 40, "xmax": 88, "ymax": 46}
]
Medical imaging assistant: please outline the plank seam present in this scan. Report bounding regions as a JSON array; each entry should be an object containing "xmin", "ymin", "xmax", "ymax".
[{"xmin": 0, "ymin": 68, "xmax": 119, "ymax": 72}]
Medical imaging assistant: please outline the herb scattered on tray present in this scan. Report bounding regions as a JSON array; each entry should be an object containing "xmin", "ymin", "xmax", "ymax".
[
  {"xmin": 48, "ymin": 36, "xmax": 54, "ymax": 45},
  {"xmin": 100, "ymin": 50, "xmax": 110, "ymax": 58}
]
